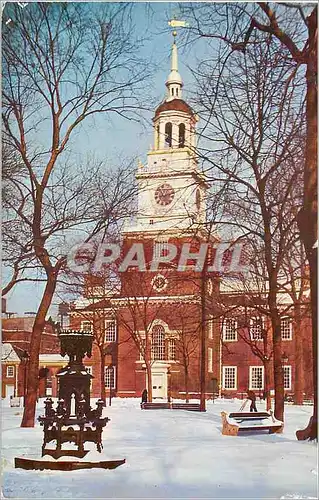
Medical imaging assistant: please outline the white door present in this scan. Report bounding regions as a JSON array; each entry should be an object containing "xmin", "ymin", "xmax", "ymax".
[
  {"xmin": 5, "ymin": 385, "xmax": 15, "ymax": 398},
  {"xmin": 152, "ymin": 373, "xmax": 165, "ymax": 399}
]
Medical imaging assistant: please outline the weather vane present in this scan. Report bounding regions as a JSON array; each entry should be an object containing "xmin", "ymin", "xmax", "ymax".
[{"xmin": 168, "ymin": 19, "xmax": 188, "ymax": 42}]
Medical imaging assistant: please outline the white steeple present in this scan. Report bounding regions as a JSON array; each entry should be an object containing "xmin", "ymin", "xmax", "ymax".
[{"xmin": 165, "ymin": 31, "xmax": 183, "ymax": 101}]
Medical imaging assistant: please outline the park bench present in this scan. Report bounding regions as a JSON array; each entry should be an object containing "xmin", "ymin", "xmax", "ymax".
[
  {"xmin": 140, "ymin": 402, "xmax": 203, "ymax": 411},
  {"xmin": 171, "ymin": 403, "xmax": 202, "ymax": 411},
  {"xmin": 221, "ymin": 410, "xmax": 283, "ymax": 436},
  {"xmin": 303, "ymin": 399, "xmax": 314, "ymax": 406},
  {"xmin": 141, "ymin": 402, "xmax": 170, "ymax": 410}
]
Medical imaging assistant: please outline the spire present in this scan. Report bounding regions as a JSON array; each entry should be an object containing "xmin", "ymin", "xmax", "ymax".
[{"xmin": 165, "ymin": 31, "xmax": 183, "ymax": 101}]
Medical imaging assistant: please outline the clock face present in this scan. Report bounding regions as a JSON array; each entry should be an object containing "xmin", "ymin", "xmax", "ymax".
[
  {"xmin": 154, "ymin": 183, "xmax": 175, "ymax": 206},
  {"xmin": 151, "ymin": 274, "xmax": 168, "ymax": 292}
]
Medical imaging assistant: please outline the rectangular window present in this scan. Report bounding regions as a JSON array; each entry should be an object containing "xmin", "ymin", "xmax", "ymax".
[
  {"xmin": 105, "ymin": 320, "xmax": 116, "ymax": 343},
  {"xmin": 105, "ymin": 366, "xmax": 116, "ymax": 389},
  {"xmin": 281, "ymin": 317, "xmax": 292, "ymax": 340},
  {"xmin": 222, "ymin": 319, "xmax": 237, "ymax": 342},
  {"xmin": 168, "ymin": 339, "xmax": 176, "ymax": 360},
  {"xmin": 81, "ymin": 320, "xmax": 92, "ymax": 332},
  {"xmin": 250, "ymin": 317, "xmax": 263, "ymax": 341},
  {"xmin": 222, "ymin": 366, "xmax": 237, "ymax": 390},
  {"xmin": 284, "ymin": 365, "xmax": 292, "ymax": 390},
  {"xmin": 208, "ymin": 348, "xmax": 213, "ymax": 372},
  {"xmin": 249, "ymin": 366, "xmax": 264, "ymax": 390},
  {"xmin": 6, "ymin": 365, "xmax": 14, "ymax": 378}
]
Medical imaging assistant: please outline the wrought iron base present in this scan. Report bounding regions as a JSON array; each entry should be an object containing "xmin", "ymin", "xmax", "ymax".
[
  {"xmin": 42, "ymin": 448, "xmax": 89, "ymax": 460},
  {"xmin": 15, "ymin": 457, "xmax": 126, "ymax": 471}
]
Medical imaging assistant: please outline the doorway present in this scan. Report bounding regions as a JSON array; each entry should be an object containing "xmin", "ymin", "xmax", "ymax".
[
  {"xmin": 152, "ymin": 372, "xmax": 166, "ymax": 399},
  {"xmin": 5, "ymin": 384, "xmax": 15, "ymax": 398}
]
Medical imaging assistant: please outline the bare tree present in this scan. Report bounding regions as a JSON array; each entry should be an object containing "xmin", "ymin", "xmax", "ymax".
[
  {"xmin": 182, "ymin": 0, "xmax": 317, "ymax": 439},
  {"xmin": 170, "ymin": 303, "xmax": 201, "ymax": 403},
  {"xmin": 281, "ymin": 240, "xmax": 311, "ymax": 405},
  {"xmin": 114, "ymin": 269, "xmax": 171, "ymax": 402},
  {"xmin": 2, "ymin": 138, "xmax": 37, "ymax": 296},
  {"xmin": 2, "ymin": 2, "xmax": 147, "ymax": 427},
  {"xmin": 188, "ymin": 32, "xmax": 304, "ymax": 422},
  {"xmin": 67, "ymin": 274, "xmax": 116, "ymax": 404}
]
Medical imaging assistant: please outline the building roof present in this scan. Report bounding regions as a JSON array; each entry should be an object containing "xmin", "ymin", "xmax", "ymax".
[
  {"xmin": 154, "ymin": 99, "xmax": 194, "ymax": 117},
  {"xmin": 1, "ymin": 343, "xmax": 22, "ymax": 362},
  {"xmin": 39, "ymin": 353, "xmax": 67, "ymax": 364}
]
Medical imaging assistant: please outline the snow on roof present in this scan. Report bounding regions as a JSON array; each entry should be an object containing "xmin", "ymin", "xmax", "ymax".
[
  {"xmin": 1, "ymin": 343, "xmax": 20, "ymax": 363},
  {"xmin": 39, "ymin": 354, "xmax": 68, "ymax": 363}
]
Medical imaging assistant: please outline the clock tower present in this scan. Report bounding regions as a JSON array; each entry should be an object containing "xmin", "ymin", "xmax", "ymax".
[{"xmin": 124, "ymin": 31, "xmax": 208, "ymax": 237}]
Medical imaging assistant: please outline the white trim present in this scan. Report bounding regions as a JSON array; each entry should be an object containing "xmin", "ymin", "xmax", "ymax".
[
  {"xmin": 148, "ymin": 318, "xmax": 169, "ymax": 330},
  {"xmin": 39, "ymin": 354, "xmax": 68, "ymax": 364},
  {"xmin": 222, "ymin": 366, "xmax": 237, "ymax": 390},
  {"xmin": 208, "ymin": 318, "xmax": 213, "ymax": 339},
  {"xmin": 208, "ymin": 348, "xmax": 213, "ymax": 373},
  {"xmin": 249, "ymin": 366, "xmax": 264, "ymax": 390},
  {"xmin": 117, "ymin": 391, "xmax": 137, "ymax": 394},
  {"xmin": 113, "ymin": 295, "xmax": 200, "ymax": 305}
]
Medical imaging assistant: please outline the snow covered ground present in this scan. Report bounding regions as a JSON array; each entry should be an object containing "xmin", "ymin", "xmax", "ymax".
[{"xmin": 1, "ymin": 397, "xmax": 317, "ymax": 499}]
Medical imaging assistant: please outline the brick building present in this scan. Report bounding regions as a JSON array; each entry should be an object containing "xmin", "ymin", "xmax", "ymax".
[
  {"xmin": 68, "ymin": 34, "xmax": 313, "ymax": 403},
  {"xmin": 1, "ymin": 314, "xmax": 64, "ymax": 400},
  {"xmin": 2, "ymin": 34, "xmax": 312, "ymax": 404}
]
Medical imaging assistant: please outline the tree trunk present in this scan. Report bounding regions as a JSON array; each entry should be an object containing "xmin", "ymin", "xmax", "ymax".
[
  {"xmin": 146, "ymin": 361, "xmax": 153, "ymax": 402},
  {"xmin": 264, "ymin": 359, "xmax": 272, "ymax": 411},
  {"xmin": 21, "ymin": 275, "xmax": 57, "ymax": 427},
  {"xmin": 185, "ymin": 366, "xmax": 189, "ymax": 403},
  {"xmin": 271, "ymin": 312, "xmax": 284, "ymax": 422},
  {"xmin": 296, "ymin": 11, "xmax": 317, "ymax": 439},
  {"xmin": 293, "ymin": 305, "xmax": 304, "ymax": 405},
  {"xmin": 200, "ymin": 270, "xmax": 207, "ymax": 411},
  {"xmin": 296, "ymin": 246, "xmax": 317, "ymax": 440},
  {"xmin": 99, "ymin": 348, "xmax": 106, "ymax": 403}
]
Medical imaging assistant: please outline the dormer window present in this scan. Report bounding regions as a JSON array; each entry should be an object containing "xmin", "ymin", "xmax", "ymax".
[
  {"xmin": 165, "ymin": 122, "xmax": 172, "ymax": 148},
  {"xmin": 179, "ymin": 123, "xmax": 185, "ymax": 148}
]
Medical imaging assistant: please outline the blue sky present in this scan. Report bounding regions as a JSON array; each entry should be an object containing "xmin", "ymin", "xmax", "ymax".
[{"xmin": 4, "ymin": 2, "xmax": 208, "ymax": 317}]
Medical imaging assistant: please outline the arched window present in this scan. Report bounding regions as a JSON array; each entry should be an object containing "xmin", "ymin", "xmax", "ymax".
[
  {"xmin": 152, "ymin": 324, "xmax": 165, "ymax": 360},
  {"xmin": 179, "ymin": 123, "xmax": 185, "ymax": 148},
  {"xmin": 156, "ymin": 124, "xmax": 160, "ymax": 149},
  {"xmin": 165, "ymin": 122, "xmax": 172, "ymax": 148},
  {"xmin": 176, "ymin": 88, "xmax": 179, "ymax": 96}
]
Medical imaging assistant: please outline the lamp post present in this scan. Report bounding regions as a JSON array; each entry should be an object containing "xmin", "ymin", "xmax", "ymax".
[{"xmin": 21, "ymin": 350, "xmax": 29, "ymax": 407}]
